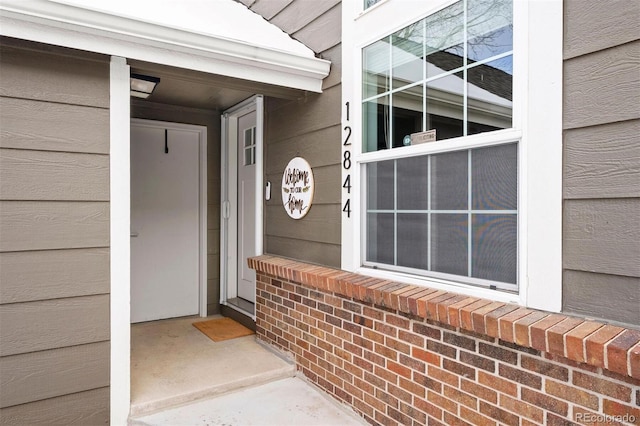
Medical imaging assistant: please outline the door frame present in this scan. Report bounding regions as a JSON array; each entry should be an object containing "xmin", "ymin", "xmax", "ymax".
[
  {"xmin": 131, "ymin": 118, "xmax": 208, "ymax": 319},
  {"xmin": 220, "ymin": 95, "xmax": 264, "ymax": 319}
]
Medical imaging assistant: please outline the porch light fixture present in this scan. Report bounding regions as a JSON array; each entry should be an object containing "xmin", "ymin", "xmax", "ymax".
[{"xmin": 130, "ymin": 73, "xmax": 160, "ymax": 98}]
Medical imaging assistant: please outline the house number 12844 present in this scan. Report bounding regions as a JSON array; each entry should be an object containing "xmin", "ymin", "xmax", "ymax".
[{"xmin": 343, "ymin": 101, "xmax": 352, "ymax": 218}]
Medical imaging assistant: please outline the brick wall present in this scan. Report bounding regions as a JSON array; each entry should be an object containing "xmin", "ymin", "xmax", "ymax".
[{"xmin": 250, "ymin": 255, "xmax": 640, "ymax": 426}]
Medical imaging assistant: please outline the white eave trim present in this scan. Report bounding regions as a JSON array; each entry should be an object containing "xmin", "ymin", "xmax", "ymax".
[{"xmin": 0, "ymin": 0, "xmax": 331, "ymax": 92}]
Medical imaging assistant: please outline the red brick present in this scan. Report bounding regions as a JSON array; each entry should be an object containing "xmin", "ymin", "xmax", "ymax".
[
  {"xmin": 585, "ymin": 325, "xmax": 625, "ymax": 369},
  {"xmin": 513, "ymin": 311, "xmax": 548, "ymax": 347},
  {"xmin": 427, "ymin": 390, "xmax": 458, "ymax": 415},
  {"xmin": 484, "ymin": 304, "xmax": 519, "ymax": 338},
  {"xmin": 499, "ymin": 394, "xmax": 544, "ymax": 424},
  {"xmin": 374, "ymin": 364, "xmax": 399, "ymax": 385},
  {"xmin": 499, "ymin": 364, "xmax": 542, "ymax": 390},
  {"xmin": 372, "ymin": 282, "xmax": 401, "ymax": 306},
  {"xmin": 479, "ymin": 401, "xmax": 519, "ymax": 426},
  {"xmin": 497, "ymin": 308, "xmax": 534, "ymax": 342},
  {"xmin": 564, "ymin": 321, "xmax": 604, "ymax": 363},
  {"xmin": 545, "ymin": 379, "xmax": 599, "ymax": 410},
  {"xmin": 385, "ymin": 313, "xmax": 410, "ymax": 330},
  {"xmin": 400, "ymin": 376, "xmax": 426, "ymax": 398},
  {"xmin": 460, "ymin": 378, "xmax": 498, "ymax": 404},
  {"xmin": 443, "ymin": 412, "xmax": 473, "ymax": 426},
  {"xmin": 413, "ymin": 322, "xmax": 442, "ymax": 340},
  {"xmin": 388, "ymin": 284, "xmax": 416, "ymax": 311},
  {"xmin": 374, "ymin": 321, "xmax": 397, "ymax": 338},
  {"xmin": 437, "ymin": 294, "xmax": 469, "ymax": 324},
  {"xmin": 573, "ymin": 371, "xmax": 633, "ymax": 402},
  {"xmin": 521, "ymin": 388, "xmax": 568, "ymax": 416},
  {"xmin": 398, "ymin": 329, "xmax": 425, "ymax": 347},
  {"xmin": 375, "ymin": 387, "xmax": 399, "ymax": 409},
  {"xmin": 478, "ymin": 342, "xmax": 517, "ymax": 365},
  {"xmin": 478, "ymin": 371, "xmax": 517, "ymax": 397},
  {"xmin": 443, "ymin": 332, "xmax": 477, "ymax": 351},
  {"xmin": 413, "ymin": 347, "xmax": 441, "ymax": 366},
  {"xmin": 399, "ymin": 353, "xmax": 426, "ymax": 373},
  {"xmin": 388, "ymin": 383, "xmax": 413, "ymax": 404},
  {"xmin": 630, "ymin": 342, "xmax": 640, "ymax": 380},
  {"xmin": 459, "ymin": 406, "xmax": 497, "ymax": 426},
  {"xmin": 459, "ymin": 299, "xmax": 493, "ymax": 330},
  {"xmin": 443, "ymin": 358, "xmax": 476, "ymax": 380},
  {"xmin": 546, "ymin": 317, "xmax": 584, "ymax": 356},
  {"xmin": 362, "ymin": 279, "xmax": 391, "ymax": 303},
  {"xmin": 428, "ymin": 364, "xmax": 460, "ymax": 387},
  {"xmin": 414, "ymin": 398, "xmax": 442, "ymax": 421},
  {"xmin": 427, "ymin": 293, "xmax": 458, "ymax": 321},
  {"xmin": 529, "ymin": 314, "xmax": 566, "ymax": 351},
  {"xmin": 472, "ymin": 302, "xmax": 506, "ymax": 335},
  {"xmin": 399, "ymin": 400, "xmax": 428, "ymax": 424},
  {"xmin": 427, "ymin": 340, "xmax": 457, "ymax": 359},
  {"xmin": 407, "ymin": 288, "xmax": 439, "ymax": 316},
  {"xmin": 607, "ymin": 329, "xmax": 640, "ymax": 377},
  {"xmin": 388, "ymin": 360, "xmax": 412, "ymax": 379},
  {"xmin": 460, "ymin": 351, "xmax": 495, "ymax": 372},
  {"xmin": 416, "ymin": 290, "xmax": 447, "ymax": 318},
  {"xmin": 414, "ymin": 370, "xmax": 443, "ymax": 392},
  {"xmin": 443, "ymin": 384, "xmax": 478, "ymax": 409},
  {"xmin": 602, "ymin": 399, "xmax": 640, "ymax": 420},
  {"xmin": 521, "ymin": 355, "xmax": 569, "ymax": 381},
  {"xmin": 363, "ymin": 328, "xmax": 385, "ymax": 344},
  {"xmin": 399, "ymin": 286, "xmax": 429, "ymax": 314},
  {"xmin": 448, "ymin": 297, "xmax": 481, "ymax": 328}
]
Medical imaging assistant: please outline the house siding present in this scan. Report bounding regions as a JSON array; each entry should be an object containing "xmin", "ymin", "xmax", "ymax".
[
  {"xmin": 131, "ymin": 101, "xmax": 222, "ymax": 316},
  {"xmin": 244, "ymin": 0, "xmax": 343, "ymax": 268},
  {"xmin": 0, "ymin": 39, "xmax": 110, "ymax": 424},
  {"xmin": 562, "ymin": 0, "xmax": 640, "ymax": 325}
]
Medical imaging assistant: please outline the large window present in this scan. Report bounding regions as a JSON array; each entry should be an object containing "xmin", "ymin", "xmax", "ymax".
[
  {"xmin": 343, "ymin": 0, "xmax": 562, "ymax": 311},
  {"xmin": 362, "ymin": 0, "xmax": 517, "ymax": 290}
]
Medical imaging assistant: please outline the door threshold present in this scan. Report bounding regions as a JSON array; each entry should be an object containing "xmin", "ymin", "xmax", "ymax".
[{"xmin": 221, "ymin": 298, "xmax": 256, "ymax": 331}]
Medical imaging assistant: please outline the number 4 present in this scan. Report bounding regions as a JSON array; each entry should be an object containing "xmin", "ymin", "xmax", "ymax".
[{"xmin": 342, "ymin": 175, "xmax": 351, "ymax": 193}]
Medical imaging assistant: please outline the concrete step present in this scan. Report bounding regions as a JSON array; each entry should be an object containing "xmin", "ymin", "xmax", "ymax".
[
  {"xmin": 129, "ymin": 376, "xmax": 367, "ymax": 426},
  {"xmin": 129, "ymin": 317, "xmax": 296, "ymax": 418}
]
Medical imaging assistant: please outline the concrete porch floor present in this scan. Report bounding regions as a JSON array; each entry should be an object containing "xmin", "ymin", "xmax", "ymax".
[{"xmin": 129, "ymin": 316, "xmax": 365, "ymax": 425}]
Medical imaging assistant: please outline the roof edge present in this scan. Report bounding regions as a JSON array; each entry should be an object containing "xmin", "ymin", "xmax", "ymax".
[{"xmin": 0, "ymin": 0, "xmax": 331, "ymax": 92}]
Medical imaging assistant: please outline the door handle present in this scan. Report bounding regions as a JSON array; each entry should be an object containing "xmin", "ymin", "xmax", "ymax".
[{"xmin": 130, "ymin": 232, "xmax": 139, "ymax": 237}]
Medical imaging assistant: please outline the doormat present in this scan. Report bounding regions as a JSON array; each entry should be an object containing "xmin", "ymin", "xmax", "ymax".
[{"xmin": 193, "ymin": 317, "xmax": 254, "ymax": 342}]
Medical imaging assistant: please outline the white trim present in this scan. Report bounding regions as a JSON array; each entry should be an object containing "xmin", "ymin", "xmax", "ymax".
[
  {"xmin": 220, "ymin": 96, "xmax": 263, "ymax": 320},
  {"xmin": 109, "ymin": 55, "xmax": 130, "ymax": 426},
  {"xmin": 342, "ymin": 0, "xmax": 563, "ymax": 312},
  {"xmin": 0, "ymin": 0, "xmax": 330, "ymax": 93},
  {"xmin": 130, "ymin": 118, "xmax": 208, "ymax": 318}
]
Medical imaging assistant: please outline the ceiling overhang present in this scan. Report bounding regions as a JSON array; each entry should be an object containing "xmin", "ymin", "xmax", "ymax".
[{"xmin": 0, "ymin": 0, "xmax": 331, "ymax": 93}]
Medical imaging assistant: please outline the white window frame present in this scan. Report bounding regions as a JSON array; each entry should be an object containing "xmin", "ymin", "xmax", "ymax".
[{"xmin": 341, "ymin": 0, "xmax": 562, "ymax": 312}]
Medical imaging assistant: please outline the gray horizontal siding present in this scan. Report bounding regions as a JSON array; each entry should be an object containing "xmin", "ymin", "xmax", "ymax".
[
  {"xmin": 564, "ymin": 120, "xmax": 640, "ymax": 199},
  {"xmin": 0, "ymin": 341, "xmax": 110, "ymax": 408},
  {"xmin": 0, "ymin": 387, "xmax": 109, "ymax": 426},
  {"xmin": 0, "ymin": 39, "xmax": 110, "ymax": 420},
  {"xmin": 564, "ymin": 0, "xmax": 640, "ymax": 60},
  {"xmin": 563, "ymin": 40, "xmax": 640, "ymax": 130},
  {"xmin": 250, "ymin": 0, "xmax": 343, "ymax": 268},
  {"xmin": 562, "ymin": 4, "xmax": 640, "ymax": 326},
  {"xmin": 0, "ymin": 248, "xmax": 110, "ymax": 304}
]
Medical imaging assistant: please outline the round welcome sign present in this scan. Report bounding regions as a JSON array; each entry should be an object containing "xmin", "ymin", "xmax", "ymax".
[{"xmin": 281, "ymin": 157, "xmax": 315, "ymax": 219}]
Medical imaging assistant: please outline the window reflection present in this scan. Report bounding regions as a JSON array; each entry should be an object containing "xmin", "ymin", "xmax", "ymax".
[{"xmin": 362, "ymin": 0, "xmax": 513, "ymax": 153}]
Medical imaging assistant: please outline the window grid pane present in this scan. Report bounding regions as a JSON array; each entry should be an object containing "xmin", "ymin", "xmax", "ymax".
[
  {"xmin": 362, "ymin": 0, "xmax": 513, "ymax": 153},
  {"xmin": 365, "ymin": 143, "xmax": 517, "ymax": 287}
]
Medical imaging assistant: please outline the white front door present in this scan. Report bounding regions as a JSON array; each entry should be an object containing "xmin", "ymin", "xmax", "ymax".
[
  {"xmin": 130, "ymin": 120, "xmax": 205, "ymax": 323},
  {"xmin": 237, "ymin": 111, "xmax": 257, "ymax": 302}
]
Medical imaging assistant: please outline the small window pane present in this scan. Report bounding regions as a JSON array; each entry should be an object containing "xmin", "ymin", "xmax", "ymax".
[
  {"xmin": 431, "ymin": 213, "xmax": 468, "ymax": 276},
  {"xmin": 425, "ymin": 1, "xmax": 464, "ymax": 79},
  {"xmin": 392, "ymin": 85, "xmax": 423, "ymax": 148},
  {"xmin": 467, "ymin": 56, "xmax": 513, "ymax": 134},
  {"xmin": 427, "ymin": 72, "xmax": 464, "ymax": 141},
  {"xmin": 392, "ymin": 21, "xmax": 425, "ymax": 89},
  {"xmin": 397, "ymin": 213, "xmax": 429, "ymax": 269},
  {"xmin": 363, "ymin": 96, "xmax": 390, "ymax": 152},
  {"xmin": 244, "ymin": 128, "xmax": 252, "ymax": 147},
  {"xmin": 367, "ymin": 160, "xmax": 394, "ymax": 210},
  {"xmin": 472, "ymin": 214, "xmax": 517, "ymax": 283},
  {"xmin": 431, "ymin": 150, "xmax": 468, "ymax": 210},
  {"xmin": 397, "ymin": 156, "xmax": 428, "ymax": 210},
  {"xmin": 363, "ymin": 39, "xmax": 390, "ymax": 98},
  {"xmin": 367, "ymin": 213, "xmax": 394, "ymax": 265},
  {"xmin": 472, "ymin": 143, "xmax": 517, "ymax": 210},
  {"xmin": 467, "ymin": 0, "xmax": 513, "ymax": 63}
]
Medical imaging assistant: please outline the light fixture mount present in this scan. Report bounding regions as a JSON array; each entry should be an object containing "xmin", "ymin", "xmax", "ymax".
[{"xmin": 130, "ymin": 73, "xmax": 160, "ymax": 98}]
